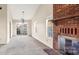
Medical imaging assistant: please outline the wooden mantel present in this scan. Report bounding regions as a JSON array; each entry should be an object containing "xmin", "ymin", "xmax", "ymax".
[{"xmin": 53, "ymin": 14, "xmax": 79, "ymax": 21}]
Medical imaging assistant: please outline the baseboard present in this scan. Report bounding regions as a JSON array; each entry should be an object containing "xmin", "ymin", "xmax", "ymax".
[{"xmin": 31, "ymin": 35, "xmax": 52, "ymax": 49}]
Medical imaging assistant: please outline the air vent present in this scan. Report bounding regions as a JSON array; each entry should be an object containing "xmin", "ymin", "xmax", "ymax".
[{"xmin": 0, "ymin": 7, "xmax": 2, "ymax": 10}]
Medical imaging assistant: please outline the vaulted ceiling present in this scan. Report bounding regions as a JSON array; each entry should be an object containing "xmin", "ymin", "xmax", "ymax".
[{"xmin": 8, "ymin": 4, "xmax": 40, "ymax": 20}]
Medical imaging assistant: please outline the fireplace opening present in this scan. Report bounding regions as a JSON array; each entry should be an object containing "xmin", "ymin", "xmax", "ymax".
[
  {"xmin": 58, "ymin": 36, "xmax": 79, "ymax": 55},
  {"xmin": 65, "ymin": 39, "xmax": 73, "ymax": 55}
]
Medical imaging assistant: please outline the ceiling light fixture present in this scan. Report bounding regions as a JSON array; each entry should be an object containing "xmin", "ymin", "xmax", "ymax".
[{"xmin": 21, "ymin": 10, "xmax": 25, "ymax": 23}]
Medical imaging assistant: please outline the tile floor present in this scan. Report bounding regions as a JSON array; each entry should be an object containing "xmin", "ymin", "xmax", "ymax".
[{"xmin": 0, "ymin": 35, "xmax": 48, "ymax": 55}]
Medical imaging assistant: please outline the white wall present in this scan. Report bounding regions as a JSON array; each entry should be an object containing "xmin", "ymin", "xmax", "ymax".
[
  {"xmin": 0, "ymin": 4, "xmax": 10, "ymax": 44},
  {"xmin": 27, "ymin": 20, "xmax": 32, "ymax": 35},
  {"xmin": 12, "ymin": 20, "xmax": 32, "ymax": 36},
  {"xmin": 0, "ymin": 4, "xmax": 13, "ymax": 44},
  {"xmin": 0, "ymin": 4, "xmax": 7, "ymax": 44},
  {"xmin": 32, "ymin": 4, "xmax": 53, "ymax": 48}
]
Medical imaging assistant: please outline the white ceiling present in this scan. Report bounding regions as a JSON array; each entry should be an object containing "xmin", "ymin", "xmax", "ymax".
[{"xmin": 9, "ymin": 4, "xmax": 40, "ymax": 20}]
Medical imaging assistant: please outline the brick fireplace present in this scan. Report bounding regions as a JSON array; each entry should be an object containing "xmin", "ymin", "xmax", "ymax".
[{"xmin": 53, "ymin": 4, "xmax": 79, "ymax": 55}]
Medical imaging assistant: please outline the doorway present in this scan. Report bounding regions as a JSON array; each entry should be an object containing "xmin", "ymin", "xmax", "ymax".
[{"xmin": 17, "ymin": 24, "xmax": 27, "ymax": 35}]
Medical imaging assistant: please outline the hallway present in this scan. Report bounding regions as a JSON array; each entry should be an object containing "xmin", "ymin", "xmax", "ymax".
[
  {"xmin": 0, "ymin": 35, "xmax": 48, "ymax": 55},
  {"xmin": 0, "ymin": 4, "xmax": 53, "ymax": 55}
]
